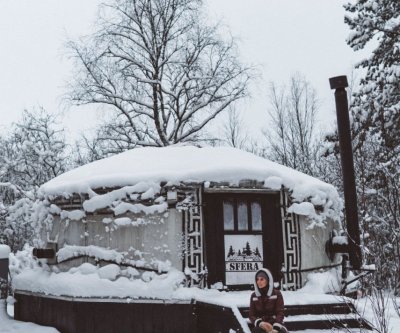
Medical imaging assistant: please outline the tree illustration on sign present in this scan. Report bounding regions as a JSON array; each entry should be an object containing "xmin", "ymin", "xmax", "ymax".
[
  {"xmin": 225, "ymin": 240, "xmax": 262, "ymax": 261},
  {"xmin": 227, "ymin": 245, "xmax": 235, "ymax": 257},
  {"xmin": 243, "ymin": 242, "xmax": 252, "ymax": 256}
]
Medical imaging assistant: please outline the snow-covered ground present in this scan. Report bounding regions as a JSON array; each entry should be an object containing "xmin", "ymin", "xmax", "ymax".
[{"xmin": 355, "ymin": 296, "xmax": 400, "ymax": 333}]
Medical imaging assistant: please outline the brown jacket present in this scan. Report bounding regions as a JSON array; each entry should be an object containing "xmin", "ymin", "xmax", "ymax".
[
  {"xmin": 249, "ymin": 268, "xmax": 285, "ymax": 328},
  {"xmin": 249, "ymin": 288, "xmax": 285, "ymax": 326}
]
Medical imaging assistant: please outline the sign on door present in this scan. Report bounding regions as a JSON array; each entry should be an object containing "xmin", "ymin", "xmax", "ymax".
[{"xmin": 224, "ymin": 235, "xmax": 263, "ymax": 285}]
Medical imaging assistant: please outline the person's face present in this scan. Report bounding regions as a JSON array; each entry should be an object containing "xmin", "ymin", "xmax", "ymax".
[{"xmin": 256, "ymin": 276, "xmax": 268, "ymax": 289}]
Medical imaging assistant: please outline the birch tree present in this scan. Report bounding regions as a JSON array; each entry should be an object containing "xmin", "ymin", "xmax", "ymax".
[
  {"xmin": 263, "ymin": 74, "xmax": 319, "ymax": 175},
  {"xmin": 222, "ymin": 106, "xmax": 250, "ymax": 150},
  {"xmin": 68, "ymin": 0, "xmax": 252, "ymax": 150}
]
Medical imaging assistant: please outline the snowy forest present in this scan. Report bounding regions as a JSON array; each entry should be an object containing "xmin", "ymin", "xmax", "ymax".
[{"xmin": 0, "ymin": 0, "xmax": 399, "ymax": 331}]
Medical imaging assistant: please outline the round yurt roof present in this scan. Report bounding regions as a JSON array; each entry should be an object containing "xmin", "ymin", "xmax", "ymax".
[{"xmin": 40, "ymin": 146, "xmax": 341, "ymax": 222}]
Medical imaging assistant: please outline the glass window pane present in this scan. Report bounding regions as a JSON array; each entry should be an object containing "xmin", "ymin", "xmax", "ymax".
[
  {"xmin": 238, "ymin": 201, "xmax": 248, "ymax": 230},
  {"xmin": 223, "ymin": 200, "xmax": 234, "ymax": 230},
  {"xmin": 251, "ymin": 202, "xmax": 262, "ymax": 231}
]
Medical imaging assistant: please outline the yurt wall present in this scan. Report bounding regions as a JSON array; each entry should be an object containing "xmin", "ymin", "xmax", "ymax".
[{"xmin": 47, "ymin": 208, "xmax": 183, "ymax": 271}]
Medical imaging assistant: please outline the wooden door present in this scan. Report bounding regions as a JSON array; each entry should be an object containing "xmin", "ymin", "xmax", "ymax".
[{"xmin": 203, "ymin": 192, "xmax": 283, "ymax": 289}]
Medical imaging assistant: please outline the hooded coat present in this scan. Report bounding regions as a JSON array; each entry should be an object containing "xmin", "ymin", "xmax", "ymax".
[{"xmin": 249, "ymin": 268, "xmax": 285, "ymax": 328}]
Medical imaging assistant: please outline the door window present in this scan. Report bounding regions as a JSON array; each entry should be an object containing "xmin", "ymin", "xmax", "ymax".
[
  {"xmin": 223, "ymin": 200, "xmax": 234, "ymax": 231},
  {"xmin": 251, "ymin": 202, "xmax": 262, "ymax": 231},
  {"xmin": 237, "ymin": 200, "xmax": 248, "ymax": 231},
  {"xmin": 223, "ymin": 198, "xmax": 262, "ymax": 233}
]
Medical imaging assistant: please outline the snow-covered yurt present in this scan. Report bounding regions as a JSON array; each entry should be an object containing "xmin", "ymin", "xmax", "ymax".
[{"xmin": 12, "ymin": 145, "xmax": 344, "ymax": 332}]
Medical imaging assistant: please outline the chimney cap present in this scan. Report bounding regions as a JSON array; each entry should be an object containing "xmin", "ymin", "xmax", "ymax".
[{"xmin": 329, "ymin": 76, "xmax": 348, "ymax": 89}]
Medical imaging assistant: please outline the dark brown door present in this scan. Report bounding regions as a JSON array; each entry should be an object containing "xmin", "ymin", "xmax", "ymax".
[{"xmin": 203, "ymin": 192, "xmax": 283, "ymax": 289}]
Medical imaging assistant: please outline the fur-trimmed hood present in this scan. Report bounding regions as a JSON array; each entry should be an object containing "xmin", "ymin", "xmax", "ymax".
[{"xmin": 254, "ymin": 268, "xmax": 274, "ymax": 297}]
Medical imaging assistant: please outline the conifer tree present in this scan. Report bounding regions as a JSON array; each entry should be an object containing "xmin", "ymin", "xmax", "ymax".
[
  {"xmin": 227, "ymin": 245, "xmax": 235, "ymax": 257},
  {"xmin": 345, "ymin": 0, "xmax": 400, "ymax": 149},
  {"xmin": 344, "ymin": 0, "xmax": 400, "ymax": 294}
]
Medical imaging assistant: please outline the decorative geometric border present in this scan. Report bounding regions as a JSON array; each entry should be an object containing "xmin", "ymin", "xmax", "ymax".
[
  {"xmin": 280, "ymin": 189, "xmax": 302, "ymax": 290},
  {"xmin": 182, "ymin": 188, "xmax": 204, "ymax": 286},
  {"xmin": 182, "ymin": 187, "xmax": 302, "ymax": 289}
]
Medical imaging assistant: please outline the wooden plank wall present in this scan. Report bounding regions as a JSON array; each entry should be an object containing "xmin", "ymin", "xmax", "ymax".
[{"xmin": 14, "ymin": 293, "xmax": 196, "ymax": 333}]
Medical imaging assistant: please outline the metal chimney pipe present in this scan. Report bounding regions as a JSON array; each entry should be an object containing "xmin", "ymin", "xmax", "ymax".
[{"xmin": 329, "ymin": 75, "xmax": 362, "ymax": 270}]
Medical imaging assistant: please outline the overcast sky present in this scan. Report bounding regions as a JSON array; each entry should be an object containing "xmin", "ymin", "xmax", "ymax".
[{"xmin": 0, "ymin": 0, "xmax": 370, "ymax": 141}]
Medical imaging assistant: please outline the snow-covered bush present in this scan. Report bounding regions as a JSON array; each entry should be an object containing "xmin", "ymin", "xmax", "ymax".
[{"xmin": 0, "ymin": 109, "xmax": 68, "ymax": 252}]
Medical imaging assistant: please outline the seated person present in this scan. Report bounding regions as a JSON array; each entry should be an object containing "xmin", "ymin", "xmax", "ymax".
[{"xmin": 249, "ymin": 268, "xmax": 288, "ymax": 333}]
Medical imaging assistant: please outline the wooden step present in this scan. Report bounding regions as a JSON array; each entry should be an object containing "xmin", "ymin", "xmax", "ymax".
[
  {"xmin": 244, "ymin": 315, "xmax": 371, "ymax": 331},
  {"xmin": 284, "ymin": 313, "xmax": 372, "ymax": 331},
  {"xmin": 285, "ymin": 302, "xmax": 355, "ymax": 316},
  {"xmin": 240, "ymin": 301, "xmax": 372, "ymax": 331},
  {"xmin": 239, "ymin": 302, "xmax": 354, "ymax": 318},
  {"xmin": 294, "ymin": 329, "xmax": 369, "ymax": 333}
]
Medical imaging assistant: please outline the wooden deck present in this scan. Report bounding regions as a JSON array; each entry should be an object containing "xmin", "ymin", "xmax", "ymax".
[
  {"xmin": 14, "ymin": 291, "xmax": 196, "ymax": 333},
  {"xmin": 14, "ymin": 290, "xmax": 372, "ymax": 333}
]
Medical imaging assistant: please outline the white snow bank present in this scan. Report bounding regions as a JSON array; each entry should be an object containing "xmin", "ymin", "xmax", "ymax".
[
  {"xmin": 287, "ymin": 202, "xmax": 316, "ymax": 216},
  {"xmin": 40, "ymin": 146, "xmax": 342, "ymax": 223},
  {"xmin": 57, "ymin": 245, "xmax": 125, "ymax": 263},
  {"xmin": 0, "ymin": 244, "xmax": 11, "ymax": 259},
  {"xmin": 332, "ymin": 235, "xmax": 348, "ymax": 245},
  {"xmin": 82, "ymin": 182, "xmax": 161, "ymax": 212},
  {"xmin": 56, "ymin": 245, "xmax": 169, "ymax": 272},
  {"xmin": 10, "ymin": 246, "xmax": 179, "ymax": 298},
  {"xmin": 69, "ymin": 263, "xmax": 98, "ymax": 275},
  {"xmin": 97, "ymin": 264, "xmax": 120, "ymax": 280},
  {"xmin": 60, "ymin": 210, "xmax": 85, "ymax": 221},
  {"xmin": 112, "ymin": 201, "xmax": 168, "ymax": 216},
  {"xmin": 298, "ymin": 268, "xmax": 341, "ymax": 294},
  {"xmin": 13, "ymin": 265, "xmax": 187, "ymax": 299}
]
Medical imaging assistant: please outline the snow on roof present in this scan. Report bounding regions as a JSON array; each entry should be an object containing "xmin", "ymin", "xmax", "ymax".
[{"xmin": 40, "ymin": 146, "xmax": 341, "ymax": 222}]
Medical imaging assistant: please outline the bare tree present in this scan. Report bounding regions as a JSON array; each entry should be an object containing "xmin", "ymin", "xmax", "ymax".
[
  {"xmin": 72, "ymin": 134, "xmax": 110, "ymax": 165},
  {"xmin": 67, "ymin": 0, "xmax": 252, "ymax": 149},
  {"xmin": 262, "ymin": 74, "xmax": 319, "ymax": 175},
  {"xmin": 221, "ymin": 106, "xmax": 249, "ymax": 150}
]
